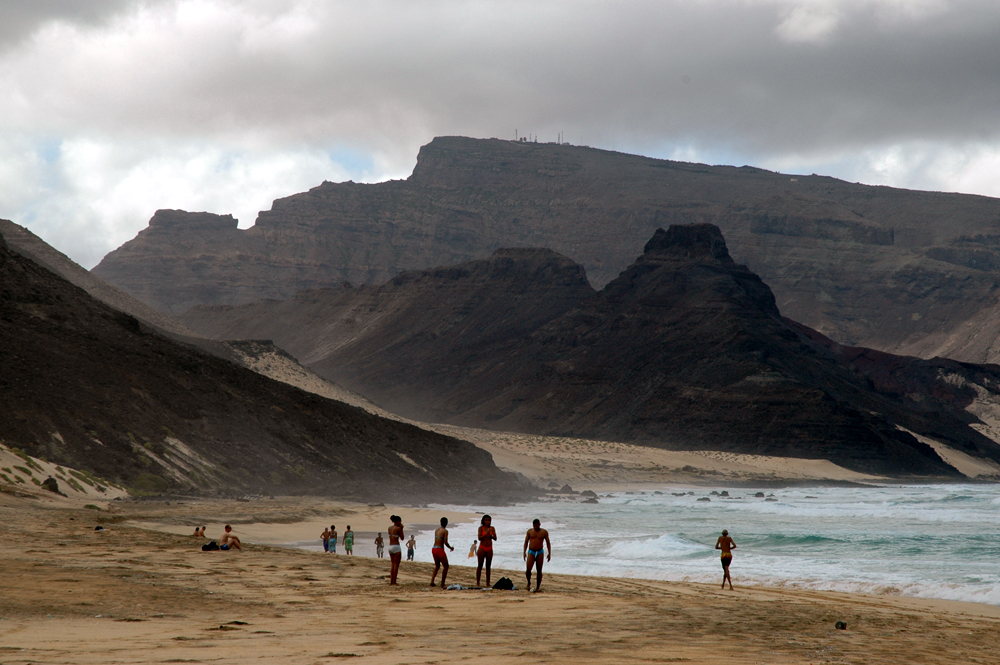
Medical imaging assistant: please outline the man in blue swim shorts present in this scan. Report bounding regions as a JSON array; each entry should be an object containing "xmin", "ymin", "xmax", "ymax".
[{"xmin": 523, "ymin": 518, "xmax": 551, "ymax": 592}]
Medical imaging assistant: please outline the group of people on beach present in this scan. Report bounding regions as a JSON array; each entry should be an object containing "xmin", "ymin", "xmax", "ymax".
[{"xmin": 199, "ymin": 518, "xmax": 736, "ymax": 591}]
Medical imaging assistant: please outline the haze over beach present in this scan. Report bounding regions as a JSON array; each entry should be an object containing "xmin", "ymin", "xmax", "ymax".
[{"xmin": 3, "ymin": 1, "xmax": 1000, "ymax": 664}]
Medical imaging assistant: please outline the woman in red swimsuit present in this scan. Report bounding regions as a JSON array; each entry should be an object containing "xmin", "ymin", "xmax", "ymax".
[{"xmin": 476, "ymin": 514, "xmax": 497, "ymax": 587}]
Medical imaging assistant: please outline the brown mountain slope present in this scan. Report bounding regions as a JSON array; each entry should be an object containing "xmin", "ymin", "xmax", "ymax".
[
  {"xmin": 179, "ymin": 225, "xmax": 1000, "ymax": 478},
  {"xmin": 94, "ymin": 137, "xmax": 1000, "ymax": 360},
  {"xmin": 0, "ymin": 233, "xmax": 525, "ymax": 502}
]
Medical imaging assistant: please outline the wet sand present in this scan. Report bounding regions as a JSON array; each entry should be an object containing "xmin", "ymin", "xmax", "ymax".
[{"xmin": 2, "ymin": 493, "xmax": 999, "ymax": 664}]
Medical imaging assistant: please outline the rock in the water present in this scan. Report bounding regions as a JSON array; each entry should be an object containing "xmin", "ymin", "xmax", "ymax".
[
  {"xmin": 582, "ymin": 498, "xmax": 599, "ymax": 504},
  {"xmin": 580, "ymin": 490, "xmax": 598, "ymax": 498},
  {"xmin": 720, "ymin": 490, "xmax": 730, "ymax": 497},
  {"xmin": 754, "ymin": 492, "xmax": 766, "ymax": 498},
  {"xmin": 697, "ymin": 497, "xmax": 711, "ymax": 502},
  {"xmin": 559, "ymin": 484, "xmax": 575, "ymax": 494}
]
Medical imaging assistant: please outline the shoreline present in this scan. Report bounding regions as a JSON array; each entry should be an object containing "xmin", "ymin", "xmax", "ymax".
[{"xmin": 2, "ymin": 491, "xmax": 999, "ymax": 664}]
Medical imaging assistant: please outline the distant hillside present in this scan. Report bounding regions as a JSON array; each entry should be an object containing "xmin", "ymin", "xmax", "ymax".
[
  {"xmin": 0, "ymin": 230, "xmax": 526, "ymax": 502},
  {"xmin": 94, "ymin": 136, "xmax": 1000, "ymax": 362},
  {"xmin": 180, "ymin": 225, "xmax": 1000, "ymax": 478}
]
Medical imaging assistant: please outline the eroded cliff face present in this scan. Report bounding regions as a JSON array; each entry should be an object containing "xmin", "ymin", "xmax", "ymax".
[
  {"xmin": 0, "ymin": 234, "xmax": 526, "ymax": 502},
  {"xmin": 94, "ymin": 137, "xmax": 1000, "ymax": 360},
  {"xmin": 179, "ymin": 225, "xmax": 1000, "ymax": 478}
]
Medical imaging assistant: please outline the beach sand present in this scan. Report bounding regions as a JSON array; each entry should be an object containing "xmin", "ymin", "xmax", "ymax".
[{"xmin": 1, "ymin": 494, "xmax": 998, "ymax": 664}]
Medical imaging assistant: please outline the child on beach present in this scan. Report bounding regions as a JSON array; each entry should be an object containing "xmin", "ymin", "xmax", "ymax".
[{"xmin": 406, "ymin": 535, "xmax": 416, "ymax": 561}]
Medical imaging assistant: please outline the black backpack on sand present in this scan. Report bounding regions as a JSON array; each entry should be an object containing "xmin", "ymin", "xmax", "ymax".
[
  {"xmin": 492, "ymin": 577, "xmax": 514, "ymax": 590},
  {"xmin": 202, "ymin": 541, "xmax": 220, "ymax": 551}
]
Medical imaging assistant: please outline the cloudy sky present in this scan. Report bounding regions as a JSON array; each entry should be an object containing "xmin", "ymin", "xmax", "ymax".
[{"xmin": 2, "ymin": 0, "xmax": 999, "ymax": 268}]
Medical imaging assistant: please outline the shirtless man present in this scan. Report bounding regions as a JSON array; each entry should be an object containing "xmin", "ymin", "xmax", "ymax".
[
  {"xmin": 192, "ymin": 526, "xmax": 205, "ymax": 538},
  {"xmin": 321, "ymin": 526, "xmax": 331, "ymax": 553},
  {"xmin": 523, "ymin": 519, "xmax": 551, "ymax": 592},
  {"xmin": 429, "ymin": 517, "xmax": 455, "ymax": 587},
  {"xmin": 220, "ymin": 525, "xmax": 243, "ymax": 551},
  {"xmin": 715, "ymin": 529, "xmax": 736, "ymax": 590},
  {"xmin": 375, "ymin": 533, "xmax": 385, "ymax": 558},
  {"xmin": 406, "ymin": 535, "xmax": 416, "ymax": 561},
  {"xmin": 387, "ymin": 516, "xmax": 404, "ymax": 585},
  {"xmin": 330, "ymin": 525, "xmax": 337, "ymax": 554}
]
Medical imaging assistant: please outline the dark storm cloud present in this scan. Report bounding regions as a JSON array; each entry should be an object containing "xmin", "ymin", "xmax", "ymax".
[{"xmin": 0, "ymin": 0, "xmax": 140, "ymax": 48}]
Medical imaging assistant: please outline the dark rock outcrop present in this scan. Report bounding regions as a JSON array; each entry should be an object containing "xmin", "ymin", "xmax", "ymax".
[
  {"xmin": 93, "ymin": 137, "xmax": 1000, "ymax": 363},
  {"xmin": 180, "ymin": 224, "xmax": 1000, "ymax": 477},
  {"xmin": 0, "ymin": 233, "xmax": 526, "ymax": 502}
]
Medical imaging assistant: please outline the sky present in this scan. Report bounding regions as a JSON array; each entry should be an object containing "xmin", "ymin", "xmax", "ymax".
[{"xmin": 2, "ymin": 0, "xmax": 999, "ymax": 269}]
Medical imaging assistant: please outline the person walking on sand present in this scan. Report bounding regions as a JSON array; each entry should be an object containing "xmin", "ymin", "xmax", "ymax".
[
  {"xmin": 430, "ymin": 517, "xmax": 455, "ymax": 587},
  {"xmin": 523, "ymin": 519, "xmax": 551, "ymax": 592},
  {"xmin": 220, "ymin": 525, "xmax": 243, "ymax": 551},
  {"xmin": 321, "ymin": 526, "xmax": 331, "ymax": 553},
  {"xmin": 716, "ymin": 529, "xmax": 736, "ymax": 590},
  {"xmin": 406, "ymin": 535, "xmax": 416, "ymax": 561},
  {"xmin": 330, "ymin": 525, "xmax": 337, "ymax": 554},
  {"xmin": 375, "ymin": 533, "xmax": 385, "ymax": 558},
  {"xmin": 476, "ymin": 514, "xmax": 497, "ymax": 588},
  {"xmin": 344, "ymin": 526, "xmax": 354, "ymax": 555},
  {"xmin": 387, "ymin": 515, "xmax": 404, "ymax": 585}
]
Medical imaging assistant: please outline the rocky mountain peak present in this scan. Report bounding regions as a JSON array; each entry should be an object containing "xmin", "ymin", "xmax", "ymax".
[
  {"xmin": 148, "ymin": 209, "xmax": 237, "ymax": 230},
  {"xmin": 642, "ymin": 224, "xmax": 733, "ymax": 263}
]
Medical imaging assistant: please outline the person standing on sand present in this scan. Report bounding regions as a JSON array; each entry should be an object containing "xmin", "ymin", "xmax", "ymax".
[
  {"xmin": 523, "ymin": 519, "xmax": 551, "ymax": 592},
  {"xmin": 476, "ymin": 514, "xmax": 497, "ymax": 588},
  {"xmin": 387, "ymin": 515, "xmax": 404, "ymax": 585},
  {"xmin": 716, "ymin": 529, "xmax": 736, "ymax": 590},
  {"xmin": 375, "ymin": 533, "xmax": 385, "ymax": 558},
  {"xmin": 406, "ymin": 535, "xmax": 416, "ymax": 561},
  {"xmin": 430, "ymin": 517, "xmax": 455, "ymax": 587},
  {"xmin": 321, "ymin": 526, "xmax": 331, "ymax": 553},
  {"xmin": 330, "ymin": 525, "xmax": 337, "ymax": 554},
  {"xmin": 220, "ymin": 525, "xmax": 243, "ymax": 551},
  {"xmin": 344, "ymin": 526, "xmax": 354, "ymax": 555}
]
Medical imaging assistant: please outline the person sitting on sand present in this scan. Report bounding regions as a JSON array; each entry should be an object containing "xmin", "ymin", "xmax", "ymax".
[
  {"xmin": 321, "ymin": 526, "xmax": 331, "ymax": 553},
  {"xmin": 523, "ymin": 519, "xmax": 551, "ymax": 592},
  {"xmin": 344, "ymin": 526, "xmax": 354, "ymax": 555},
  {"xmin": 715, "ymin": 529, "xmax": 736, "ymax": 590},
  {"xmin": 192, "ymin": 526, "xmax": 205, "ymax": 538},
  {"xmin": 430, "ymin": 517, "xmax": 454, "ymax": 588},
  {"xmin": 330, "ymin": 525, "xmax": 337, "ymax": 554},
  {"xmin": 406, "ymin": 535, "xmax": 416, "ymax": 561},
  {"xmin": 476, "ymin": 514, "xmax": 497, "ymax": 587},
  {"xmin": 387, "ymin": 515, "xmax": 404, "ymax": 585},
  {"xmin": 375, "ymin": 533, "xmax": 385, "ymax": 558},
  {"xmin": 220, "ymin": 525, "xmax": 243, "ymax": 551}
]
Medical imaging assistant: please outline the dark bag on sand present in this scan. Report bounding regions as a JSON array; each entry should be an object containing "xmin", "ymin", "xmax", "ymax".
[
  {"xmin": 492, "ymin": 577, "xmax": 514, "ymax": 590},
  {"xmin": 202, "ymin": 541, "xmax": 220, "ymax": 551}
]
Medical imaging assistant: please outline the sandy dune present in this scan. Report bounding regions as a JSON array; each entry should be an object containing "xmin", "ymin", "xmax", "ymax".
[{"xmin": 1, "ymin": 494, "xmax": 998, "ymax": 665}]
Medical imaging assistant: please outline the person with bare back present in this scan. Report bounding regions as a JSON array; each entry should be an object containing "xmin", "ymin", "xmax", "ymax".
[
  {"xmin": 429, "ymin": 517, "xmax": 454, "ymax": 587},
  {"xmin": 523, "ymin": 519, "xmax": 551, "ymax": 592},
  {"xmin": 387, "ymin": 515, "xmax": 404, "ymax": 585},
  {"xmin": 375, "ymin": 533, "xmax": 384, "ymax": 558},
  {"xmin": 476, "ymin": 514, "xmax": 497, "ymax": 587},
  {"xmin": 715, "ymin": 529, "xmax": 736, "ymax": 590},
  {"xmin": 220, "ymin": 525, "xmax": 243, "ymax": 551},
  {"xmin": 330, "ymin": 525, "xmax": 337, "ymax": 554}
]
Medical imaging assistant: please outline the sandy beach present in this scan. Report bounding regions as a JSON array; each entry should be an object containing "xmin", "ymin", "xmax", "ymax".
[{"xmin": 1, "ymin": 491, "xmax": 998, "ymax": 665}]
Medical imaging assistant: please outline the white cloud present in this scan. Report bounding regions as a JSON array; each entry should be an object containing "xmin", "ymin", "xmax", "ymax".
[{"xmin": 0, "ymin": 0, "xmax": 999, "ymax": 266}]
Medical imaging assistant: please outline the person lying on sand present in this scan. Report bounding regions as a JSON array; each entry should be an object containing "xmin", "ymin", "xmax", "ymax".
[
  {"xmin": 330, "ymin": 525, "xmax": 337, "ymax": 554},
  {"xmin": 220, "ymin": 525, "xmax": 242, "ymax": 551},
  {"xmin": 344, "ymin": 526, "xmax": 354, "ymax": 555},
  {"xmin": 375, "ymin": 533, "xmax": 384, "ymax": 558},
  {"xmin": 406, "ymin": 535, "xmax": 416, "ymax": 561},
  {"xmin": 523, "ymin": 519, "xmax": 551, "ymax": 592},
  {"xmin": 476, "ymin": 514, "xmax": 497, "ymax": 588},
  {"xmin": 387, "ymin": 516, "xmax": 404, "ymax": 585},
  {"xmin": 715, "ymin": 529, "xmax": 736, "ymax": 590},
  {"xmin": 430, "ymin": 517, "xmax": 454, "ymax": 588}
]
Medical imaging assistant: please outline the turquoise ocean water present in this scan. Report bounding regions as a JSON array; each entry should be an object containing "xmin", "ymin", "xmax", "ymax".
[{"xmin": 403, "ymin": 484, "xmax": 1000, "ymax": 605}]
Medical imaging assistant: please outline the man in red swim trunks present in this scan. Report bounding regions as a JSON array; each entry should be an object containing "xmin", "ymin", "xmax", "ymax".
[{"xmin": 430, "ymin": 517, "xmax": 455, "ymax": 588}]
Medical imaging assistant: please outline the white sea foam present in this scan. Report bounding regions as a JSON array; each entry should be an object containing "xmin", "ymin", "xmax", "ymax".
[{"xmin": 416, "ymin": 483, "xmax": 1000, "ymax": 606}]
